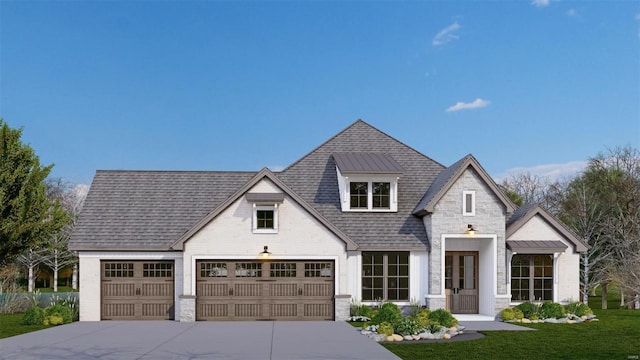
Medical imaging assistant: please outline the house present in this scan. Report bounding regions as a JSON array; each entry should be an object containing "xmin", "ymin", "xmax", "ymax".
[{"xmin": 69, "ymin": 120, "xmax": 587, "ymax": 321}]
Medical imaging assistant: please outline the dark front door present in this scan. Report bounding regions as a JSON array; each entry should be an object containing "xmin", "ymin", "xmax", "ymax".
[{"xmin": 445, "ymin": 252, "xmax": 478, "ymax": 314}]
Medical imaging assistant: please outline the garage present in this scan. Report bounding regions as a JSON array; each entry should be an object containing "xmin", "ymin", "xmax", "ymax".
[
  {"xmin": 101, "ymin": 261, "xmax": 175, "ymax": 320},
  {"xmin": 196, "ymin": 260, "xmax": 334, "ymax": 321}
]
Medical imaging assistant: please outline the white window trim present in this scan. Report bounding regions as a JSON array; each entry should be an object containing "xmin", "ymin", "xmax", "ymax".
[
  {"xmin": 336, "ymin": 168, "xmax": 398, "ymax": 212},
  {"xmin": 463, "ymin": 191, "xmax": 476, "ymax": 216},
  {"xmin": 252, "ymin": 204, "xmax": 278, "ymax": 234}
]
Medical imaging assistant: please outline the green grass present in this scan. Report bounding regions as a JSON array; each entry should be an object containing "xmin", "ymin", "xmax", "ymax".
[
  {"xmin": 0, "ymin": 313, "xmax": 50, "ymax": 339},
  {"xmin": 35, "ymin": 286, "xmax": 77, "ymax": 293},
  {"xmin": 382, "ymin": 292, "xmax": 640, "ymax": 359}
]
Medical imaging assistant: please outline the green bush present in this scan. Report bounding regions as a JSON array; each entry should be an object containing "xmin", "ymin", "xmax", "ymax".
[
  {"xmin": 428, "ymin": 308, "xmax": 458, "ymax": 328},
  {"xmin": 377, "ymin": 321, "xmax": 395, "ymax": 336},
  {"xmin": 394, "ymin": 317, "xmax": 421, "ymax": 336},
  {"xmin": 514, "ymin": 308, "xmax": 524, "ymax": 320},
  {"xmin": 45, "ymin": 314, "xmax": 64, "ymax": 326},
  {"xmin": 21, "ymin": 306, "xmax": 45, "ymax": 325},
  {"xmin": 540, "ymin": 302, "xmax": 565, "ymax": 319},
  {"xmin": 565, "ymin": 302, "xmax": 593, "ymax": 317},
  {"xmin": 350, "ymin": 302, "xmax": 374, "ymax": 318},
  {"xmin": 415, "ymin": 309, "xmax": 431, "ymax": 328},
  {"xmin": 426, "ymin": 322, "xmax": 441, "ymax": 334},
  {"xmin": 515, "ymin": 302, "xmax": 540, "ymax": 319},
  {"xmin": 371, "ymin": 303, "xmax": 403, "ymax": 325},
  {"xmin": 44, "ymin": 304, "xmax": 73, "ymax": 324},
  {"xmin": 500, "ymin": 307, "xmax": 515, "ymax": 321}
]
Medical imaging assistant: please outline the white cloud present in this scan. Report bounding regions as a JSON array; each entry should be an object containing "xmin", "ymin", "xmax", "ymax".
[
  {"xmin": 432, "ymin": 22, "xmax": 461, "ymax": 46},
  {"xmin": 445, "ymin": 98, "xmax": 491, "ymax": 112},
  {"xmin": 495, "ymin": 160, "xmax": 588, "ymax": 183},
  {"xmin": 567, "ymin": 9, "xmax": 577, "ymax": 17},
  {"xmin": 531, "ymin": 0, "xmax": 550, "ymax": 7},
  {"xmin": 268, "ymin": 165, "xmax": 285, "ymax": 172}
]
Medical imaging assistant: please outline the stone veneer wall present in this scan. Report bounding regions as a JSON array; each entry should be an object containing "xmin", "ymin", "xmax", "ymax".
[
  {"xmin": 179, "ymin": 296, "xmax": 196, "ymax": 322},
  {"xmin": 423, "ymin": 168, "xmax": 509, "ymax": 314},
  {"xmin": 335, "ymin": 295, "xmax": 351, "ymax": 321}
]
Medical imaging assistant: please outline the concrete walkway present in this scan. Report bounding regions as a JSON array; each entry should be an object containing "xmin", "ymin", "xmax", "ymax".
[{"xmin": 0, "ymin": 321, "xmax": 400, "ymax": 360}]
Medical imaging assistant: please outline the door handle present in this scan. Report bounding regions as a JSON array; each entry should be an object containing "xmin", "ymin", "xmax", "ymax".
[
  {"xmin": 136, "ymin": 288, "xmax": 140, "ymax": 296},
  {"xmin": 229, "ymin": 288, "xmax": 234, "ymax": 296},
  {"xmin": 298, "ymin": 288, "xmax": 303, "ymax": 296}
]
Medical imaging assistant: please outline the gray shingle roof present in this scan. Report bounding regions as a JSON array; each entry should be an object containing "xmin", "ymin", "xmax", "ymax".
[
  {"xmin": 69, "ymin": 171, "xmax": 256, "ymax": 250},
  {"xmin": 333, "ymin": 153, "xmax": 405, "ymax": 175},
  {"xmin": 278, "ymin": 120, "xmax": 444, "ymax": 250},
  {"xmin": 506, "ymin": 240, "xmax": 568, "ymax": 253}
]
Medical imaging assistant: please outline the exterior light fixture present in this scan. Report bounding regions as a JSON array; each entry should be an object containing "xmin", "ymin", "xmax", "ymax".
[
  {"xmin": 466, "ymin": 224, "xmax": 476, "ymax": 236},
  {"xmin": 260, "ymin": 245, "xmax": 271, "ymax": 257}
]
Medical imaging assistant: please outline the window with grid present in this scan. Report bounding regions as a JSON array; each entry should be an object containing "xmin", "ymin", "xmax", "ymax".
[
  {"xmin": 372, "ymin": 182, "xmax": 390, "ymax": 209},
  {"xmin": 104, "ymin": 263, "xmax": 134, "ymax": 278},
  {"xmin": 256, "ymin": 210, "xmax": 274, "ymax": 229},
  {"xmin": 200, "ymin": 262, "xmax": 227, "ymax": 277},
  {"xmin": 350, "ymin": 182, "xmax": 368, "ymax": 209},
  {"xmin": 362, "ymin": 252, "xmax": 409, "ymax": 301},
  {"xmin": 304, "ymin": 263, "xmax": 332, "ymax": 277},
  {"xmin": 270, "ymin": 263, "xmax": 297, "ymax": 277},
  {"xmin": 511, "ymin": 254, "xmax": 553, "ymax": 301},
  {"xmin": 143, "ymin": 262, "xmax": 173, "ymax": 278},
  {"xmin": 235, "ymin": 262, "xmax": 262, "ymax": 277}
]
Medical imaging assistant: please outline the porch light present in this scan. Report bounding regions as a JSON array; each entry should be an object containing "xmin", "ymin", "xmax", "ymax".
[
  {"xmin": 260, "ymin": 245, "xmax": 271, "ymax": 257},
  {"xmin": 466, "ymin": 224, "xmax": 477, "ymax": 236}
]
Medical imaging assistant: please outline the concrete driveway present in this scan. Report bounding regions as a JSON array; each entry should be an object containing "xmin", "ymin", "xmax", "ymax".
[{"xmin": 0, "ymin": 321, "xmax": 399, "ymax": 360}]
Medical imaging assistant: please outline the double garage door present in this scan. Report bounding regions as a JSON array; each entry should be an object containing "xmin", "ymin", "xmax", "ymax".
[
  {"xmin": 196, "ymin": 260, "xmax": 335, "ymax": 321},
  {"xmin": 100, "ymin": 260, "xmax": 334, "ymax": 321}
]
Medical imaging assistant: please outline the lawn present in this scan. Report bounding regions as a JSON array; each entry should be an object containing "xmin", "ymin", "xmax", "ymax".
[
  {"xmin": 382, "ymin": 292, "xmax": 640, "ymax": 359},
  {"xmin": 0, "ymin": 313, "xmax": 50, "ymax": 339},
  {"xmin": 35, "ymin": 286, "xmax": 77, "ymax": 293}
]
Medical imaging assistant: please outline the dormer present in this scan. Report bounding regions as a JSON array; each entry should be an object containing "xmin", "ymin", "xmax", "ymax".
[{"xmin": 333, "ymin": 153, "xmax": 404, "ymax": 212}]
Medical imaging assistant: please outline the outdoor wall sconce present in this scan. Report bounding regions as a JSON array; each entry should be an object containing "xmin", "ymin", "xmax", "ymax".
[
  {"xmin": 466, "ymin": 224, "xmax": 477, "ymax": 236},
  {"xmin": 260, "ymin": 245, "xmax": 271, "ymax": 257}
]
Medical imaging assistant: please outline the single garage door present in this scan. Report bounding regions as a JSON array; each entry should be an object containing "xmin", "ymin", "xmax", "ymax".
[
  {"xmin": 196, "ymin": 260, "xmax": 334, "ymax": 321},
  {"xmin": 101, "ymin": 260, "xmax": 174, "ymax": 320}
]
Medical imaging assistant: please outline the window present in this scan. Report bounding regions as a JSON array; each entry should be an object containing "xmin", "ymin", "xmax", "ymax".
[
  {"xmin": 463, "ymin": 191, "xmax": 475, "ymax": 216},
  {"xmin": 252, "ymin": 205, "xmax": 278, "ymax": 233},
  {"xmin": 511, "ymin": 255, "xmax": 553, "ymax": 302},
  {"xmin": 362, "ymin": 252, "xmax": 409, "ymax": 301},
  {"xmin": 350, "ymin": 182, "xmax": 368, "ymax": 209},
  {"xmin": 348, "ymin": 181, "xmax": 392, "ymax": 211},
  {"xmin": 373, "ymin": 182, "xmax": 390, "ymax": 209}
]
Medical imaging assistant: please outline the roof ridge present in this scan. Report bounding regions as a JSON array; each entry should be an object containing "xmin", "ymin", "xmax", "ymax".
[
  {"xmin": 282, "ymin": 119, "xmax": 445, "ymax": 172},
  {"xmin": 95, "ymin": 170, "xmax": 259, "ymax": 174}
]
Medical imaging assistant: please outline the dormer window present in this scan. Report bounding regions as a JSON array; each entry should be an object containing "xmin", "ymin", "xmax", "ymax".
[
  {"xmin": 333, "ymin": 153, "xmax": 403, "ymax": 212},
  {"xmin": 245, "ymin": 193, "xmax": 285, "ymax": 233}
]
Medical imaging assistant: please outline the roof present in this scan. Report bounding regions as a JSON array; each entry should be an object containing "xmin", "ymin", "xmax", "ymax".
[
  {"xmin": 506, "ymin": 203, "xmax": 589, "ymax": 253},
  {"xmin": 170, "ymin": 168, "xmax": 358, "ymax": 251},
  {"xmin": 506, "ymin": 240, "xmax": 568, "ymax": 254},
  {"xmin": 69, "ymin": 170, "xmax": 257, "ymax": 251},
  {"xmin": 278, "ymin": 120, "xmax": 444, "ymax": 250},
  {"xmin": 333, "ymin": 153, "xmax": 404, "ymax": 175},
  {"xmin": 413, "ymin": 154, "xmax": 516, "ymax": 216}
]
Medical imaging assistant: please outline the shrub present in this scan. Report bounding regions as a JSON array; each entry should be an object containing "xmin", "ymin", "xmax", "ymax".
[
  {"xmin": 394, "ymin": 317, "xmax": 421, "ymax": 336},
  {"xmin": 22, "ymin": 306, "xmax": 45, "ymax": 325},
  {"xmin": 377, "ymin": 322, "xmax": 394, "ymax": 336},
  {"xmin": 500, "ymin": 307, "xmax": 515, "ymax": 321},
  {"xmin": 426, "ymin": 322, "xmax": 441, "ymax": 334},
  {"xmin": 415, "ymin": 309, "xmax": 431, "ymax": 328},
  {"xmin": 44, "ymin": 303, "xmax": 73, "ymax": 324},
  {"xmin": 0, "ymin": 292, "xmax": 30, "ymax": 314},
  {"xmin": 428, "ymin": 308, "xmax": 458, "ymax": 328},
  {"xmin": 514, "ymin": 308, "xmax": 524, "ymax": 320},
  {"xmin": 45, "ymin": 314, "xmax": 64, "ymax": 326},
  {"xmin": 407, "ymin": 298, "xmax": 422, "ymax": 317},
  {"xmin": 371, "ymin": 302, "xmax": 403, "ymax": 326},
  {"xmin": 565, "ymin": 302, "xmax": 593, "ymax": 317},
  {"xmin": 540, "ymin": 302, "xmax": 565, "ymax": 319},
  {"xmin": 530, "ymin": 313, "xmax": 539, "ymax": 320},
  {"xmin": 350, "ymin": 301, "xmax": 374, "ymax": 318},
  {"xmin": 515, "ymin": 302, "xmax": 540, "ymax": 319}
]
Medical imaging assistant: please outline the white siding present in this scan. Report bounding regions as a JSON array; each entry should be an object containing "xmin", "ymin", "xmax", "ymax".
[{"xmin": 182, "ymin": 179, "xmax": 350, "ymax": 297}]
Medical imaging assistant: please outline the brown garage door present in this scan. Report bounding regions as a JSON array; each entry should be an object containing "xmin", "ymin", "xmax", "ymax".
[
  {"xmin": 101, "ymin": 261, "xmax": 174, "ymax": 320},
  {"xmin": 196, "ymin": 260, "xmax": 334, "ymax": 321}
]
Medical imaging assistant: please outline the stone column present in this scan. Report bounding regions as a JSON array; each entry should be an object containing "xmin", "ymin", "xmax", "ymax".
[
  {"xmin": 179, "ymin": 295, "xmax": 196, "ymax": 322},
  {"xmin": 334, "ymin": 295, "xmax": 351, "ymax": 321}
]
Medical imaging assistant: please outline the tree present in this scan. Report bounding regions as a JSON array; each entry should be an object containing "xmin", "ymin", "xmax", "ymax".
[
  {"xmin": 500, "ymin": 172, "xmax": 565, "ymax": 215},
  {"xmin": 15, "ymin": 248, "xmax": 45, "ymax": 292},
  {"xmin": 0, "ymin": 119, "xmax": 69, "ymax": 266}
]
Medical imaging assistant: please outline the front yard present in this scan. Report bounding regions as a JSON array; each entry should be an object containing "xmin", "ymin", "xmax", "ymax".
[
  {"xmin": 383, "ymin": 293, "xmax": 640, "ymax": 359},
  {"xmin": 0, "ymin": 313, "xmax": 49, "ymax": 339}
]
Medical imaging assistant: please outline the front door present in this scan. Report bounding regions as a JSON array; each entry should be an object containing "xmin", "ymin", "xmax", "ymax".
[{"xmin": 445, "ymin": 252, "xmax": 478, "ymax": 314}]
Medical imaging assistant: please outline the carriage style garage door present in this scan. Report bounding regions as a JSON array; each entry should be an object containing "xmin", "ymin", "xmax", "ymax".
[
  {"xmin": 196, "ymin": 260, "xmax": 334, "ymax": 321},
  {"xmin": 101, "ymin": 261, "xmax": 174, "ymax": 320}
]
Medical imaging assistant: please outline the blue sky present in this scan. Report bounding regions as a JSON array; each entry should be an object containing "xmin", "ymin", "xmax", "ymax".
[{"xmin": 1, "ymin": 1, "xmax": 639, "ymax": 186}]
